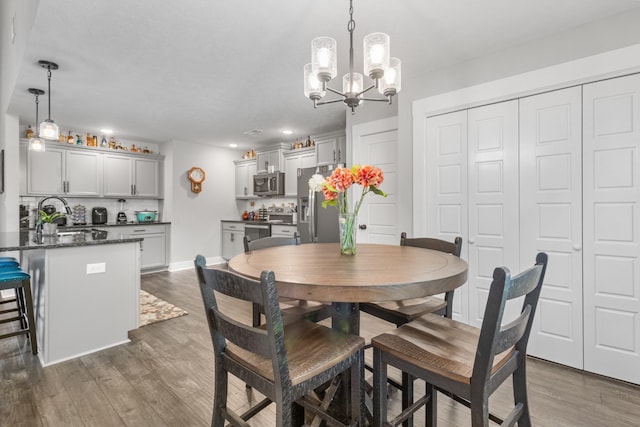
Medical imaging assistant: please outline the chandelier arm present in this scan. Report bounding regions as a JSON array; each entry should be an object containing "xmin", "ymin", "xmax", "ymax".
[
  {"xmin": 325, "ymin": 86, "xmax": 347, "ymax": 97},
  {"xmin": 356, "ymin": 84, "xmax": 377, "ymax": 98},
  {"xmin": 360, "ymin": 97, "xmax": 392, "ymax": 103},
  {"xmin": 316, "ymin": 98, "xmax": 347, "ymax": 106}
]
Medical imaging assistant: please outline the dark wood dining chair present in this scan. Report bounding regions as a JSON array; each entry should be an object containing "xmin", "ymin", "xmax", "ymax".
[
  {"xmin": 372, "ymin": 252, "xmax": 548, "ymax": 427},
  {"xmin": 360, "ymin": 232, "xmax": 463, "ymax": 323},
  {"xmin": 360, "ymin": 232, "xmax": 463, "ymax": 416},
  {"xmin": 243, "ymin": 234, "xmax": 332, "ymax": 327},
  {"xmin": 194, "ymin": 255, "xmax": 365, "ymax": 427}
]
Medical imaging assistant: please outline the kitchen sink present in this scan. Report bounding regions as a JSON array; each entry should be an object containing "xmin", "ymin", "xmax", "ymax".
[{"xmin": 57, "ymin": 229, "xmax": 91, "ymax": 236}]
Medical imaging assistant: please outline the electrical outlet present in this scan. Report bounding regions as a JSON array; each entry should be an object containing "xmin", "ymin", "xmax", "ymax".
[{"xmin": 86, "ymin": 262, "xmax": 106, "ymax": 274}]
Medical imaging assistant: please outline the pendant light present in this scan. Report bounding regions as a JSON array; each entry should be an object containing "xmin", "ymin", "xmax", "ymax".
[
  {"xmin": 27, "ymin": 88, "xmax": 46, "ymax": 152},
  {"xmin": 38, "ymin": 60, "xmax": 60, "ymax": 140},
  {"xmin": 304, "ymin": 0, "xmax": 401, "ymax": 114}
]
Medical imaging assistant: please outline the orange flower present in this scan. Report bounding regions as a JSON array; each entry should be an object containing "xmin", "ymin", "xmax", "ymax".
[
  {"xmin": 322, "ymin": 186, "xmax": 338, "ymax": 201},
  {"xmin": 327, "ymin": 167, "xmax": 354, "ymax": 192},
  {"xmin": 354, "ymin": 165, "xmax": 384, "ymax": 188}
]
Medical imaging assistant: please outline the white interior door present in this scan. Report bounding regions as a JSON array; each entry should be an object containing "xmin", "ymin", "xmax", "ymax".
[
  {"xmin": 352, "ymin": 118, "xmax": 398, "ymax": 245},
  {"xmin": 583, "ymin": 74, "xmax": 640, "ymax": 384},
  {"xmin": 519, "ymin": 87, "xmax": 584, "ymax": 368},
  {"xmin": 426, "ymin": 110, "xmax": 469, "ymax": 322},
  {"xmin": 467, "ymin": 100, "xmax": 520, "ymax": 327}
]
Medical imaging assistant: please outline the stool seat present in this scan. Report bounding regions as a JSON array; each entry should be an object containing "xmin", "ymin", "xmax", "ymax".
[
  {"xmin": 0, "ymin": 256, "xmax": 18, "ymax": 262},
  {"xmin": 0, "ymin": 270, "xmax": 31, "ymax": 286},
  {"xmin": 0, "ymin": 260, "xmax": 20, "ymax": 268}
]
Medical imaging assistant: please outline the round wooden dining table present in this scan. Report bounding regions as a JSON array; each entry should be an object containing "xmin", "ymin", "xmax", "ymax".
[{"xmin": 228, "ymin": 242, "xmax": 468, "ymax": 335}]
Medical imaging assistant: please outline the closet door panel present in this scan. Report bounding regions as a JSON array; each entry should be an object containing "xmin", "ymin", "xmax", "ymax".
[
  {"xmin": 426, "ymin": 110, "xmax": 469, "ymax": 322},
  {"xmin": 584, "ymin": 74, "xmax": 640, "ymax": 384},
  {"xmin": 520, "ymin": 86, "xmax": 584, "ymax": 369},
  {"xmin": 467, "ymin": 100, "xmax": 520, "ymax": 327}
]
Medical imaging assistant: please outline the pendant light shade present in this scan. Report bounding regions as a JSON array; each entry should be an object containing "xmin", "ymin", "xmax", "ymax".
[
  {"xmin": 27, "ymin": 88, "xmax": 46, "ymax": 152},
  {"xmin": 38, "ymin": 60, "xmax": 60, "ymax": 141}
]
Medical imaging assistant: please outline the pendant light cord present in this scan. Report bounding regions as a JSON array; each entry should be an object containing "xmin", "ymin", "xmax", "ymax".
[
  {"xmin": 348, "ymin": 0, "xmax": 355, "ymax": 87},
  {"xmin": 46, "ymin": 66, "xmax": 52, "ymax": 120},
  {"xmin": 35, "ymin": 94, "xmax": 39, "ymax": 125}
]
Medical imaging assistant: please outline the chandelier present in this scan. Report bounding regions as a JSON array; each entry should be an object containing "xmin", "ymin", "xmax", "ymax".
[{"xmin": 303, "ymin": 0, "xmax": 401, "ymax": 114}]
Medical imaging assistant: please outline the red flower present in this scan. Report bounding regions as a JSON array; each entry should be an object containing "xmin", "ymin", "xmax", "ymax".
[{"xmin": 354, "ymin": 165, "xmax": 384, "ymax": 188}]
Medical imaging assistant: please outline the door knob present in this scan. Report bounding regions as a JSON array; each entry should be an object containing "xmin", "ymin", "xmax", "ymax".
[{"xmin": 359, "ymin": 224, "xmax": 367, "ymax": 230}]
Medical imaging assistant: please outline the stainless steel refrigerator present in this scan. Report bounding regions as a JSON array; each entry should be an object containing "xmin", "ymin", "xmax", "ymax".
[{"xmin": 297, "ymin": 165, "xmax": 339, "ymax": 243}]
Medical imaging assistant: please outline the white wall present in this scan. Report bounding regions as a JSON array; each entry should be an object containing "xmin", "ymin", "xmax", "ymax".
[
  {"xmin": 167, "ymin": 140, "xmax": 239, "ymax": 270},
  {"xmin": 0, "ymin": 0, "xmax": 38, "ymax": 232},
  {"xmin": 346, "ymin": 7, "xmax": 640, "ymax": 238}
]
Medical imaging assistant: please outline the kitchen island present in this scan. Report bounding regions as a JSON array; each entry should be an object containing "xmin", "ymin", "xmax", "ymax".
[{"xmin": 0, "ymin": 230, "xmax": 143, "ymax": 366}]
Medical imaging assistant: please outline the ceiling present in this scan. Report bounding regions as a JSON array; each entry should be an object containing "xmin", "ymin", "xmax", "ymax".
[{"xmin": 8, "ymin": 0, "xmax": 640, "ymax": 150}]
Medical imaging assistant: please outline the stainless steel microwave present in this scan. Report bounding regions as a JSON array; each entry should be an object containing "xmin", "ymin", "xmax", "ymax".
[{"xmin": 253, "ymin": 172, "xmax": 285, "ymax": 196}]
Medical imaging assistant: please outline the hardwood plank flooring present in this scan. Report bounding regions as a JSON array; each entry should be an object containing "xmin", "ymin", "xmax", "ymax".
[{"xmin": 1, "ymin": 267, "xmax": 639, "ymax": 426}]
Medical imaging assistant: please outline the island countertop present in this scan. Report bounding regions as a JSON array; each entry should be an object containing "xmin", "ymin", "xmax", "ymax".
[{"xmin": 0, "ymin": 230, "xmax": 143, "ymax": 252}]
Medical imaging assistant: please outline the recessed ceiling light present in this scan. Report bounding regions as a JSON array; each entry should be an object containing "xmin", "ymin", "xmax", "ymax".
[
  {"xmin": 100, "ymin": 128, "xmax": 113, "ymax": 134},
  {"xmin": 282, "ymin": 129, "xmax": 293, "ymax": 135},
  {"xmin": 229, "ymin": 143, "xmax": 238, "ymax": 148}
]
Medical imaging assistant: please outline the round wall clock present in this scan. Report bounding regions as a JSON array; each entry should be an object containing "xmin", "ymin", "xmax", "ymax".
[{"xmin": 188, "ymin": 166, "xmax": 206, "ymax": 193}]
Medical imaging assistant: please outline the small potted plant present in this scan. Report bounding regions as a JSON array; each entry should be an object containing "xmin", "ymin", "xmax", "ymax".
[{"xmin": 38, "ymin": 210, "xmax": 66, "ymax": 235}]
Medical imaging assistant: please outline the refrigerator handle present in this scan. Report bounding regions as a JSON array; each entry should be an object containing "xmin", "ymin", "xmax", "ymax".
[{"xmin": 309, "ymin": 188, "xmax": 316, "ymax": 243}]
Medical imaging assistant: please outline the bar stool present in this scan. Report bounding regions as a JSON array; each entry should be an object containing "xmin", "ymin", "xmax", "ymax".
[{"xmin": 0, "ymin": 267, "xmax": 38, "ymax": 354}]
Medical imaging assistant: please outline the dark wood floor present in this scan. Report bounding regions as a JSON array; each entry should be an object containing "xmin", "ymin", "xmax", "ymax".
[{"xmin": 2, "ymin": 268, "xmax": 640, "ymax": 426}]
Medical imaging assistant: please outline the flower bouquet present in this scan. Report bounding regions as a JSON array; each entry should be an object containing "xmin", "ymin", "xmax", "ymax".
[{"xmin": 309, "ymin": 165, "xmax": 387, "ymax": 255}]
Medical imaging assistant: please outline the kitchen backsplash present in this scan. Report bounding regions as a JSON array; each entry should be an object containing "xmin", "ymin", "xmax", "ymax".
[{"xmin": 19, "ymin": 196, "xmax": 161, "ymax": 227}]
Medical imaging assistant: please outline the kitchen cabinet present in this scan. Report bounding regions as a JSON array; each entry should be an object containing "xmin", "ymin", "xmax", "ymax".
[
  {"xmin": 114, "ymin": 224, "xmax": 169, "ymax": 271},
  {"xmin": 234, "ymin": 159, "xmax": 257, "ymax": 199},
  {"xmin": 316, "ymin": 133, "xmax": 346, "ymax": 166},
  {"xmin": 221, "ymin": 222, "xmax": 245, "ymax": 261},
  {"xmin": 26, "ymin": 144, "xmax": 102, "ymax": 196},
  {"xmin": 20, "ymin": 140, "xmax": 164, "ymax": 199},
  {"xmin": 283, "ymin": 148, "xmax": 316, "ymax": 196},
  {"xmin": 256, "ymin": 149, "xmax": 282, "ymax": 173},
  {"xmin": 103, "ymin": 154, "xmax": 161, "ymax": 198},
  {"xmin": 271, "ymin": 224, "xmax": 297, "ymax": 238}
]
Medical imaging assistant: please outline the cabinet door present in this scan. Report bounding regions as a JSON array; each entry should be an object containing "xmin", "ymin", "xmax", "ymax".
[
  {"xmin": 316, "ymin": 137, "xmax": 337, "ymax": 165},
  {"xmin": 222, "ymin": 225, "xmax": 245, "ymax": 260},
  {"xmin": 65, "ymin": 150, "xmax": 102, "ymax": 196},
  {"xmin": 133, "ymin": 158, "xmax": 160, "ymax": 198},
  {"xmin": 139, "ymin": 233, "xmax": 166, "ymax": 269},
  {"xmin": 583, "ymin": 74, "xmax": 640, "ymax": 384},
  {"xmin": 27, "ymin": 147, "xmax": 65, "ymax": 194},
  {"xmin": 271, "ymin": 225, "xmax": 297, "ymax": 237},
  {"xmin": 235, "ymin": 161, "xmax": 257, "ymax": 198},
  {"xmin": 520, "ymin": 87, "xmax": 584, "ymax": 369},
  {"xmin": 284, "ymin": 155, "xmax": 300, "ymax": 197},
  {"xmin": 335, "ymin": 135, "xmax": 346, "ymax": 164},
  {"xmin": 467, "ymin": 100, "xmax": 519, "ymax": 327},
  {"xmin": 246, "ymin": 162, "xmax": 257, "ymax": 197},
  {"xmin": 103, "ymin": 154, "xmax": 133, "ymax": 197}
]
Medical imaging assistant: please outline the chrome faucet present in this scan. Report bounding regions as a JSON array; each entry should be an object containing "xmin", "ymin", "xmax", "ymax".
[{"xmin": 36, "ymin": 195, "xmax": 72, "ymax": 233}]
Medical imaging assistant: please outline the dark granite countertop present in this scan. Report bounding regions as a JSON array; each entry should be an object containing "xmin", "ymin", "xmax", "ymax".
[
  {"xmin": 0, "ymin": 230, "xmax": 143, "ymax": 253},
  {"xmin": 221, "ymin": 219, "xmax": 297, "ymax": 225}
]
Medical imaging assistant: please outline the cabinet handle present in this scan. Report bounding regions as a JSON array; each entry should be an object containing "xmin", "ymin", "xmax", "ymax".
[
  {"xmin": 132, "ymin": 229, "xmax": 147, "ymax": 232},
  {"xmin": 133, "ymin": 184, "xmax": 137, "ymax": 195},
  {"xmin": 265, "ymin": 160, "xmax": 269, "ymax": 170},
  {"xmin": 231, "ymin": 232, "xmax": 235, "ymax": 242},
  {"xmin": 338, "ymin": 149, "xmax": 341, "ymax": 161},
  {"xmin": 333, "ymin": 150, "xmax": 336, "ymax": 162}
]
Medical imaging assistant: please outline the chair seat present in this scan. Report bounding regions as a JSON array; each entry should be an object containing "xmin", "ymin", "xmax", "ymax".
[
  {"xmin": 372, "ymin": 313, "xmax": 514, "ymax": 385},
  {"xmin": 361, "ymin": 296, "xmax": 447, "ymax": 324},
  {"xmin": 227, "ymin": 320, "xmax": 364, "ymax": 386}
]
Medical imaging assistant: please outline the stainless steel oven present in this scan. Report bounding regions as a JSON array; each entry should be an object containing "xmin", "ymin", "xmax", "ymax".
[{"xmin": 244, "ymin": 223, "xmax": 270, "ymax": 242}]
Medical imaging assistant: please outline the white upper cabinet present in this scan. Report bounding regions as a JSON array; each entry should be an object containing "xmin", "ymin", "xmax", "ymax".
[
  {"xmin": 316, "ymin": 134, "xmax": 346, "ymax": 166},
  {"xmin": 234, "ymin": 159, "xmax": 257, "ymax": 199},
  {"xmin": 27, "ymin": 145, "xmax": 102, "ymax": 196},
  {"xmin": 283, "ymin": 148, "xmax": 315, "ymax": 197},
  {"xmin": 103, "ymin": 154, "xmax": 161, "ymax": 198},
  {"xmin": 256, "ymin": 149, "xmax": 282, "ymax": 173}
]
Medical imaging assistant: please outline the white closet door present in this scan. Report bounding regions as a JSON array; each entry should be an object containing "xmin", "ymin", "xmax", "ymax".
[
  {"xmin": 520, "ymin": 87, "xmax": 584, "ymax": 368},
  {"xmin": 352, "ymin": 118, "xmax": 398, "ymax": 245},
  {"xmin": 426, "ymin": 110, "xmax": 469, "ymax": 322},
  {"xmin": 584, "ymin": 74, "xmax": 640, "ymax": 384},
  {"xmin": 467, "ymin": 100, "xmax": 520, "ymax": 327}
]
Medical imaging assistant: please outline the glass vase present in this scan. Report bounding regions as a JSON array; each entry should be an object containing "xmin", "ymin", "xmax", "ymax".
[{"xmin": 339, "ymin": 213, "xmax": 357, "ymax": 255}]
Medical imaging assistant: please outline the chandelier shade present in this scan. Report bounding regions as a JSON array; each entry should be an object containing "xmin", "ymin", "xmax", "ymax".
[{"xmin": 304, "ymin": 0, "xmax": 401, "ymax": 113}]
